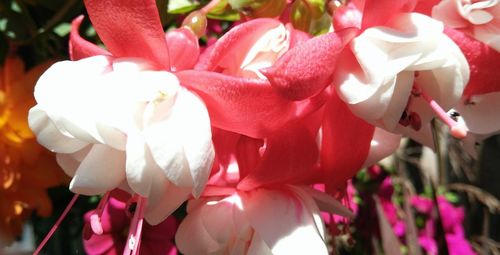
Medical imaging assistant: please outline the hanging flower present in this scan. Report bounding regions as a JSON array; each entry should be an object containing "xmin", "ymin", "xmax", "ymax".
[
  {"xmin": 0, "ymin": 56, "xmax": 67, "ymax": 245},
  {"xmin": 176, "ymin": 185, "xmax": 352, "ymax": 255},
  {"xmin": 333, "ymin": 12, "xmax": 470, "ymax": 142},
  {"xmin": 83, "ymin": 191, "xmax": 178, "ymax": 255},
  {"xmin": 432, "ymin": 0, "xmax": 500, "ymax": 51},
  {"xmin": 426, "ymin": 0, "xmax": 500, "ymax": 153},
  {"xmin": 29, "ymin": 55, "xmax": 214, "ymax": 224}
]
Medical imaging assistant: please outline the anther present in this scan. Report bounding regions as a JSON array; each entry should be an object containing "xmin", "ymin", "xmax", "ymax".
[
  {"xmin": 89, "ymin": 192, "xmax": 111, "ymax": 235},
  {"xmin": 413, "ymin": 83, "xmax": 468, "ymax": 139}
]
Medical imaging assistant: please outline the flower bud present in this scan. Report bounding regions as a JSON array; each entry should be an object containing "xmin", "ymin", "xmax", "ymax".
[
  {"xmin": 181, "ymin": 10, "xmax": 207, "ymax": 38},
  {"xmin": 291, "ymin": 0, "xmax": 312, "ymax": 32},
  {"xmin": 304, "ymin": 0, "xmax": 326, "ymax": 19}
]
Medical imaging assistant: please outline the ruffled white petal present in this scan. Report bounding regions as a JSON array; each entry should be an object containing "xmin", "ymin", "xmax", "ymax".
[
  {"xmin": 456, "ymin": 92, "xmax": 500, "ymax": 134},
  {"xmin": 336, "ymin": 12, "xmax": 469, "ymax": 139},
  {"xmin": 173, "ymin": 89, "xmax": 214, "ymax": 197},
  {"xmin": 242, "ymin": 189, "xmax": 328, "ymax": 255},
  {"xmin": 145, "ymin": 182, "xmax": 192, "ymax": 225},
  {"xmin": 69, "ymin": 144, "xmax": 125, "ymax": 195},
  {"xmin": 28, "ymin": 106, "xmax": 88, "ymax": 153}
]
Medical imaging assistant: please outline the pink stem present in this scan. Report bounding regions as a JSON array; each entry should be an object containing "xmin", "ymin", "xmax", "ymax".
[
  {"xmin": 201, "ymin": 0, "xmax": 221, "ymax": 14},
  {"xmin": 33, "ymin": 194, "xmax": 80, "ymax": 255},
  {"xmin": 90, "ymin": 191, "xmax": 111, "ymax": 235},
  {"xmin": 123, "ymin": 196, "xmax": 147, "ymax": 255},
  {"xmin": 415, "ymin": 84, "xmax": 468, "ymax": 139}
]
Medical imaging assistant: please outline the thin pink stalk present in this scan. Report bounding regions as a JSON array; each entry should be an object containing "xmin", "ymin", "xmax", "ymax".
[
  {"xmin": 415, "ymin": 84, "xmax": 468, "ymax": 139},
  {"xmin": 123, "ymin": 196, "xmax": 147, "ymax": 255},
  {"xmin": 201, "ymin": 0, "xmax": 221, "ymax": 14},
  {"xmin": 33, "ymin": 194, "xmax": 80, "ymax": 255},
  {"xmin": 90, "ymin": 191, "xmax": 111, "ymax": 235}
]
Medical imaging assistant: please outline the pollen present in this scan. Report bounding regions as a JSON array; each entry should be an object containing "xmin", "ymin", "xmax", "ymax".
[{"xmin": 153, "ymin": 90, "xmax": 168, "ymax": 105}]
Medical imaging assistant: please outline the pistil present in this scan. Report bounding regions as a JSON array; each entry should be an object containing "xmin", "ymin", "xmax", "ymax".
[
  {"xmin": 413, "ymin": 83, "xmax": 468, "ymax": 139},
  {"xmin": 123, "ymin": 195, "xmax": 147, "ymax": 255}
]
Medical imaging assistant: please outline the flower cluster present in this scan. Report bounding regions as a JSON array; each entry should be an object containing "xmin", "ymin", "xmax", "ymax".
[{"xmin": 26, "ymin": 0, "xmax": 500, "ymax": 254}]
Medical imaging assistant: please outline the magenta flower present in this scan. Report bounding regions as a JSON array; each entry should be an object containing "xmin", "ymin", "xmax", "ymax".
[
  {"xmin": 83, "ymin": 192, "xmax": 178, "ymax": 255},
  {"xmin": 411, "ymin": 195, "xmax": 476, "ymax": 255}
]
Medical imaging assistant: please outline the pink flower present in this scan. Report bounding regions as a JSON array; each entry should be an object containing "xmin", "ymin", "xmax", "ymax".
[
  {"xmin": 175, "ymin": 185, "xmax": 352, "ymax": 255},
  {"xmin": 432, "ymin": 0, "xmax": 500, "ymax": 51},
  {"xmin": 333, "ymin": 11, "xmax": 469, "ymax": 143},
  {"xmin": 411, "ymin": 195, "xmax": 477, "ymax": 255},
  {"xmin": 83, "ymin": 192, "xmax": 178, "ymax": 255}
]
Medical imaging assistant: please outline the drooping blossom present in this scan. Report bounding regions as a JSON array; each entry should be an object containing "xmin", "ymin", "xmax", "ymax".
[
  {"xmin": 427, "ymin": 0, "xmax": 500, "ymax": 152},
  {"xmin": 176, "ymin": 185, "xmax": 352, "ymax": 255},
  {"xmin": 333, "ymin": 11, "xmax": 470, "ymax": 143},
  {"xmin": 29, "ymin": 55, "xmax": 214, "ymax": 224},
  {"xmin": 432, "ymin": 0, "xmax": 500, "ymax": 51},
  {"xmin": 83, "ymin": 190, "xmax": 178, "ymax": 255},
  {"xmin": 28, "ymin": 0, "xmax": 215, "ymax": 225},
  {"xmin": 0, "ymin": 56, "xmax": 68, "ymax": 246}
]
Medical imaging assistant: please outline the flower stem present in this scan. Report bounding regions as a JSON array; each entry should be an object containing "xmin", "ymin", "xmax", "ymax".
[
  {"xmin": 430, "ymin": 119, "xmax": 450, "ymax": 255},
  {"xmin": 33, "ymin": 194, "xmax": 80, "ymax": 255}
]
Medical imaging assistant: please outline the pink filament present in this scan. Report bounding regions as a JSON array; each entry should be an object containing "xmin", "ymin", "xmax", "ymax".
[
  {"xmin": 415, "ymin": 84, "xmax": 468, "ymax": 139},
  {"xmin": 89, "ymin": 191, "xmax": 111, "ymax": 235},
  {"xmin": 123, "ymin": 196, "xmax": 147, "ymax": 255},
  {"xmin": 33, "ymin": 194, "xmax": 80, "ymax": 255}
]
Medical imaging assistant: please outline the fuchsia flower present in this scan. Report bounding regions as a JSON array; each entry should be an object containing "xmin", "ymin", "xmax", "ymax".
[
  {"xmin": 433, "ymin": 0, "xmax": 500, "ymax": 51},
  {"xmin": 332, "ymin": 2, "xmax": 470, "ymax": 144},
  {"xmin": 420, "ymin": 0, "xmax": 500, "ymax": 153},
  {"xmin": 176, "ymin": 185, "xmax": 352, "ymax": 255},
  {"xmin": 411, "ymin": 195, "xmax": 476, "ymax": 255},
  {"xmin": 83, "ymin": 191, "xmax": 178, "ymax": 255},
  {"xmin": 29, "ymin": 55, "xmax": 213, "ymax": 224}
]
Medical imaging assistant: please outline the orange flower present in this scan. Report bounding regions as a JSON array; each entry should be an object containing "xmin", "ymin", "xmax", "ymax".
[{"xmin": 0, "ymin": 56, "xmax": 68, "ymax": 246}]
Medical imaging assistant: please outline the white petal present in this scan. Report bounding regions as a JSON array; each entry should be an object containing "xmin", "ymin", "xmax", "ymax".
[
  {"xmin": 247, "ymin": 231, "xmax": 273, "ymax": 255},
  {"xmin": 69, "ymin": 144, "xmax": 125, "ymax": 195},
  {"xmin": 55, "ymin": 145, "xmax": 92, "ymax": 177},
  {"xmin": 457, "ymin": 92, "xmax": 500, "ymax": 134},
  {"xmin": 125, "ymin": 132, "xmax": 171, "ymax": 197},
  {"xmin": 288, "ymin": 186, "xmax": 326, "ymax": 240},
  {"xmin": 380, "ymin": 71, "xmax": 414, "ymax": 130},
  {"xmin": 468, "ymin": 10, "xmax": 494, "ymax": 24},
  {"xmin": 363, "ymin": 128, "xmax": 402, "ymax": 167},
  {"xmin": 143, "ymin": 114, "xmax": 193, "ymax": 188},
  {"xmin": 200, "ymin": 198, "xmax": 236, "ymax": 244},
  {"xmin": 176, "ymin": 201, "xmax": 221, "ymax": 255},
  {"xmin": 33, "ymin": 56, "xmax": 112, "ymax": 144},
  {"xmin": 144, "ymin": 182, "xmax": 192, "ymax": 225},
  {"xmin": 432, "ymin": 0, "xmax": 470, "ymax": 28},
  {"xmin": 349, "ymin": 77, "xmax": 397, "ymax": 121},
  {"xmin": 174, "ymin": 89, "xmax": 214, "ymax": 197},
  {"xmin": 28, "ymin": 106, "xmax": 88, "ymax": 153},
  {"xmin": 242, "ymin": 189, "xmax": 328, "ymax": 255},
  {"xmin": 303, "ymin": 186, "xmax": 355, "ymax": 218}
]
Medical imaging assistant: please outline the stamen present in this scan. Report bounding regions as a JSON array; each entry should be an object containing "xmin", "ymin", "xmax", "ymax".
[
  {"xmin": 413, "ymin": 84, "xmax": 468, "ymax": 139},
  {"xmin": 89, "ymin": 191, "xmax": 111, "ymax": 235},
  {"xmin": 123, "ymin": 196, "xmax": 147, "ymax": 255},
  {"xmin": 33, "ymin": 194, "xmax": 80, "ymax": 255}
]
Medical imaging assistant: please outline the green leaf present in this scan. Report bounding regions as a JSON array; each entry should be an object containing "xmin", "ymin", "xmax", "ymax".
[
  {"xmin": 444, "ymin": 192, "xmax": 459, "ymax": 204},
  {"xmin": 53, "ymin": 22, "xmax": 71, "ymax": 37},
  {"xmin": 168, "ymin": 0, "xmax": 200, "ymax": 14},
  {"xmin": 207, "ymin": 9, "xmax": 240, "ymax": 21}
]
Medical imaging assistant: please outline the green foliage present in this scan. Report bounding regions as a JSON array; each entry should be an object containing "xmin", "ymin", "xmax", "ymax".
[{"xmin": 168, "ymin": 0, "xmax": 200, "ymax": 14}]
